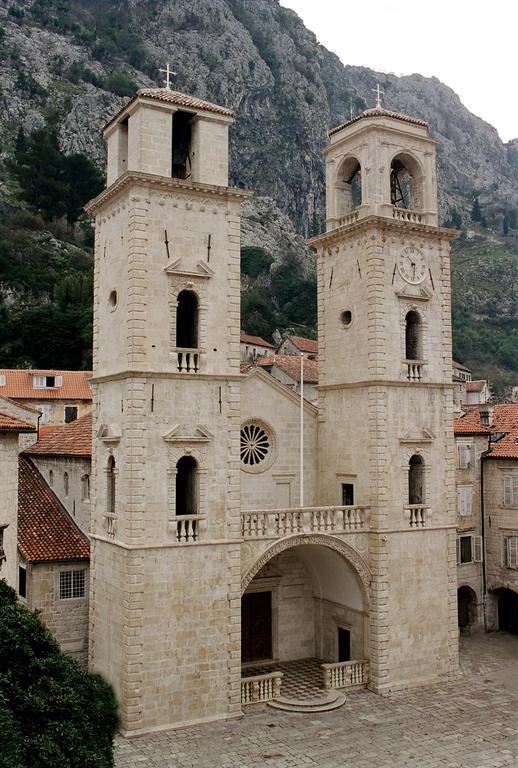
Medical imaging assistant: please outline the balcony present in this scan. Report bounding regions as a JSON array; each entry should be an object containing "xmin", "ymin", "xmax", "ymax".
[
  {"xmin": 175, "ymin": 348, "xmax": 200, "ymax": 373},
  {"xmin": 241, "ymin": 505, "xmax": 369, "ymax": 539},
  {"xmin": 404, "ymin": 360, "xmax": 423, "ymax": 382},
  {"xmin": 406, "ymin": 505, "xmax": 428, "ymax": 527}
]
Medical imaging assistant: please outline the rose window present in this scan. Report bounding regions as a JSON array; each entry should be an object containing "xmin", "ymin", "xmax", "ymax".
[{"xmin": 240, "ymin": 423, "xmax": 270, "ymax": 467}]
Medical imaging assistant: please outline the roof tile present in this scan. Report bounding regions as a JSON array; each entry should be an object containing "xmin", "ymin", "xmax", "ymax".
[
  {"xmin": 259, "ymin": 355, "xmax": 318, "ymax": 384},
  {"xmin": 0, "ymin": 412, "xmax": 36, "ymax": 432},
  {"xmin": 24, "ymin": 413, "xmax": 92, "ymax": 457},
  {"xmin": 0, "ymin": 369, "xmax": 92, "ymax": 401}
]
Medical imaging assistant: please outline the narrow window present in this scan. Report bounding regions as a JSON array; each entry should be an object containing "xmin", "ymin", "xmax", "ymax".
[
  {"xmin": 19, "ymin": 565, "xmax": 27, "ymax": 598},
  {"xmin": 505, "ymin": 536, "xmax": 518, "ymax": 569},
  {"xmin": 457, "ymin": 486, "xmax": 473, "ymax": 517},
  {"xmin": 172, "ymin": 111, "xmax": 193, "ymax": 179},
  {"xmin": 459, "ymin": 535, "xmax": 472, "ymax": 564},
  {"xmin": 176, "ymin": 290, "xmax": 199, "ymax": 349},
  {"xmin": 49, "ymin": 469, "xmax": 54, "ymax": 487},
  {"xmin": 408, "ymin": 455, "xmax": 424, "ymax": 505},
  {"xmin": 342, "ymin": 483, "xmax": 354, "ymax": 506},
  {"xmin": 107, "ymin": 456, "xmax": 116, "ymax": 515},
  {"xmin": 64, "ymin": 406, "xmax": 78, "ymax": 423},
  {"xmin": 405, "ymin": 311, "xmax": 422, "ymax": 361},
  {"xmin": 0, "ymin": 525, "xmax": 6, "ymax": 564},
  {"xmin": 175, "ymin": 456, "xmax": 198, "ymax": 516},
  {"xmin": 81, "ymin": 473, "xmax": 90, "ymax": 501},
  {"xmin": 63, "ymin": 471, "xmax": 69, "ymax": 497}
]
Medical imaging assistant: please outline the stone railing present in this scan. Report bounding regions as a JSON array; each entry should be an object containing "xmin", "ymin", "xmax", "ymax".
[
  {"xmin": 241, "ymin": 505, "xmax": 369, "ymax": 539},
  {"xmin": 392, "ymin": 207, "xmax": 423, "ymax": 224},
  {"xmin": 104, "ymin": 514, "xmax": 116, "ymax": 537},
  {"xmin": 405, "ymin": 360, "xmax": 423, "ymax": 382},
  {"xmin": 406, "ymin": 505, "xmax": 428, "ymax": 528},
  {"xmin": 321, "ymin": 660, "xmax": 369, "ymax": 690},
  {"xmin": 175, "ymin": 348, "xmax": 200, "ymax": 373},
  {"xmin": 241, "ymin": 671, "xmax": 283, "ymax": 705},
  {"xmin": 337, "ymin": 210, "xmax": 360, "ymax": 227},
  {"xmin": 175, "ymin": 515, "xmax": 203, "ymax": 542}
]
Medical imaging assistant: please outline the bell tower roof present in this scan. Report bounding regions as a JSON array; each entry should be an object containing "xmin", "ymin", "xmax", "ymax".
[{"xmin": 329, "ymin": 106, "xmax": 428, "ymax": 137}]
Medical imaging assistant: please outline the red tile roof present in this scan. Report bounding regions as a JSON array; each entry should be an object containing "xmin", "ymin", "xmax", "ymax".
[
  {"xmin": 240, "ymin": 332, "xmax": 274, "ymax": 348},
  {"xmin": 0, "ymin": 412, "xmax": 36, "ymax": 432},
  {"xmin": 0, "ymin": 370, "xmax": 92, "ymax": 401},
  {"xmin": 453, "ymin": 360, "xmax": 472, "ymax": 373},
  {"xmin": 285, "ymin": 335, "xmax": 318, "ymax": 355},
  {"xmin": 17, "ymin": 457, "xmax": 90, "ymax": 563},
  {"xmin": 259, "ymin": 355, "xmax": 319, "ymax": 384},
  {"xmin": 329, "ymin": 107, "xmax": 428, "ymax": 136},
  {"xmin": 466, "ymin": 380, "xmax": 486, "ymax": 393},
  {"xmin": 454, "ymin": 404, "xmax": 518, "ymax": 459},
  {"xmin": 24, "ymin": 413, "xmax": 92, "ymax": 458}
]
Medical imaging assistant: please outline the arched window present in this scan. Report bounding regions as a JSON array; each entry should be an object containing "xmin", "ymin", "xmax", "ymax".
[
  {"xmin": 175, "ymin": 456, "xmax": 198, "ymax": 516},
  {"xmin": 176, "ymin": 290, "xmax": 198, "ymax": 349},
  {"xmin": 408, "ymin": 455, "xmax": 424, "ymax": 505},
  {"xmin": 49, "ymin": 469, "xmax": 54, "ymax": 487},
  {"xmin": 405, "ymin": 311, "xmax": 422, "ymax": 361},
  {"xmin": 63, "ymin": 471, "xmax": 69, "ymax": 497},
  {"xmin": 81, "ymin": 473, "xmax": 90, "ymax": 501},
  {"xmin": 107, "ymin": 456, "xmax": 116, "ymax": 516},
  {"xmin": 337, "ymin": 157, "xmax": 362, "ymax": 216},
  {"xmin": 390, "ymin": 153, "xmax": 422, "ymax": 210}
]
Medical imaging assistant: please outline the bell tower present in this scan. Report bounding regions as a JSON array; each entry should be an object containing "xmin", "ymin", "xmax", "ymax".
[
  {"xmin": 311, "ymin": 105, "xmax": 459, "ymax": 691},
  {"xmin": 86, "ymin": 88, "xmax": 249, "ymax": 733}
]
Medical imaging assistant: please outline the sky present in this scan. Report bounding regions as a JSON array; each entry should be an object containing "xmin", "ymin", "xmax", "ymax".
[{"xmin": 280, "ymin": 0, "xmax": 516, "ymax": 143}]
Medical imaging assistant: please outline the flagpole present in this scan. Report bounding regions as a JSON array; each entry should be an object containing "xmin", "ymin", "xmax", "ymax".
[{"xmin": 300, "ymin": 352, "xmax": 304, "ymax": 507}]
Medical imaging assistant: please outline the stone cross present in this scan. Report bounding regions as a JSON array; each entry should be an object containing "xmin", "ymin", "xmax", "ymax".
[
  {"xmin": 372, "ymin": 83, "xmax": 384, "ymax": 109},
  {"xmin": 159, "ymin": 64, "xmax": 177, "ymax": 91}
]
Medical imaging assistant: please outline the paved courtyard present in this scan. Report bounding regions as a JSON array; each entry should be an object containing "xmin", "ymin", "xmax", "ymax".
[{"xmin": 115, "ymin": 633, "xmax": 518, "ymax": 768}]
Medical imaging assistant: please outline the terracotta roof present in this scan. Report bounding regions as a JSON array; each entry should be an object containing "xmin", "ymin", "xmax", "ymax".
[
  {"xmin": 240, "ymin": 332, "xmax": 274, "ymax": 348},
  {"xmin": 0, "ymin": 412, "xmax": 36, "ymax": 432},
  {"xmin": 0, "ymin": 370, "xmax": 92, "ymax": 401},
  {"xmin": 17, "ymin": 457, "xmax": 90, "ymax": 563},
  {"xmin": 284, "ymin": 335, "xmax": 318, "ymax": 354},
  {"xmin": 259, "ymin": 355, "xmax": 319, "ymax": 384},
  {"xmin": 454, "ymin": 404, "xmax": 518, "ymax": 459},
  {"xmin": 330, "ymin": 107, "xmax": 428, "ymax": 136},
  {"xmin": 466, "ymin": 380, "xmax": 486, "ymax": 393},
  {"xmin": 104, "ymin": 88, "xmax": 234, "ymax": 131},
  {"xmin": 453, "ymin": 360, "xmax": 472, "ymax": 373},
  {"xmin": 24, "ymin": 412, "xmax": 92, "ymax": 458}
]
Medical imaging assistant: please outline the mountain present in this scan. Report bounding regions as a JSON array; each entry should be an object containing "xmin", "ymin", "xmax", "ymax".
[{"xmin": 0, "ymin": 0, "xmax": 516, "ymax": 390}]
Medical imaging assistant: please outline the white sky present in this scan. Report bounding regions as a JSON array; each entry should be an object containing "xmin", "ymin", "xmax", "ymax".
[{"xmin": 280, "ymin": 0, "xmax": 516, "ymax": 142}]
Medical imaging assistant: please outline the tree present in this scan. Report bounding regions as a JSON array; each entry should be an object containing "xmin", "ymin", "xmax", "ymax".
[
  {"xmin": 470, "ymin": 197, "xmax": 482, "ymax": 222},
  {"xmin": 0, "ymin": 579, "xmax": 119, "ymax": 768}
]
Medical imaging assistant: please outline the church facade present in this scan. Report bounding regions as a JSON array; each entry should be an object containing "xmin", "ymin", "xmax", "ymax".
[{"xmin": 85, "ymin": 88, "xmax": 458, "ymax": 734}]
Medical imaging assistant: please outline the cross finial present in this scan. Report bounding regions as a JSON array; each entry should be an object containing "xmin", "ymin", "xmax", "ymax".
[
  {"xmin": 372, "ymin": 83, "xmax": 384, "ymax": 109},
  {"xmin": 159, "ymin": 64, "xmax": 177, "ymax": 91}
]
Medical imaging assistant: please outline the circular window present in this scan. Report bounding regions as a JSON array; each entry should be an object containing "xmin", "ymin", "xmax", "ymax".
[
  {"xmin": 340, "ymin": 310, "xmax": 352, "ymax": 327},
  {"xmin": 108, "ymin": 290, "xmax": 118, "ymax": 311},
  {"xmin": 240, "ymin": 420, "xmax": 276, "ymax": 473}
]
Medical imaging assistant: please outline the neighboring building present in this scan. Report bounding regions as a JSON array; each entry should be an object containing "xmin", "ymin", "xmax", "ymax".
[
  {"xmin": 240, "ymin": 332, "xmax": 275, "ymax": 362},
  {"xmin": 17, "ymin": 456, "xmax": 90, "ymax": 667},
  {"xmin": 465, "ymin": 379, "xmax": 491, "ymax": 406},
  {"xmin": 83, "ymin": 88, "xmax": 458, "ymax": 734},
  {"xmin": 0, "ymin": 369, "xmax": 92, "ymax": 425},
  {"xmin": 454, "ymin": 403, "xmax": 518, "ymax": 634},
  {"xmin": 452, "ymin": 360, "xmax": 472, "ymax": 415},
  {"xmin": 258, "ymin": 354, "xmax": 319, "ymax": 402},
  {"xmin": 277, "ymin": 334, "xmax": 318, "ymax": 359}
]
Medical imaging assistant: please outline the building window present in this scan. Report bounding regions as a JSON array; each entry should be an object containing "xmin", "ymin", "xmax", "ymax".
[
  {"xmin": 39, "ymin": 405, "xmax": 51, "ymax": 425},
  {"xmin": 0, "ymin": 525, "xmax": 6, "ymax": 564},
  {"xmin": 64, "ymin": 406, "xmax": 78, "ymax": 423},
  {"xmin": 49, "ymin": 469, "xmax": 54, "ymax": 487},
  {"xmin": 63, "ymin": 472, "xmax": 69, "ymax": 497},
  {"xmin": 175, "ymin": 456, "xmax": 198, "ymax": 516},
  {"xmin": 18, "ymin": 565, "xmax": 27, "ymax": 598},
  {"xmin": 457, "ymin": 442, "xmax": 472, "ymax": 469},
  {"xmin": 457, "ymin": 486, "xmax": 473, "ymax": 517},
  {"xmin": 505, "ymin": 536, "xmax": 518, "ymax": 569},
  {"xmin": 176, "ymin": 290, "xmax": 198, "ymax": 349},
  {"xmin": 342, "ymin": 483, "xmax": 354, "ymax": 506},
  {"xmin": 405, "ymin": 311, "xmax": 422, "ymax": 361},
  {"xmin": 33, "ymin": 375, "xmax": 62, "ymax": 389},
  {"xmin": 408, "ymin": 454, "xmax": 424, "ymax": 504},
  {"xmin": 0, "ymin": 375, "xmax": 5, "ymax": 386},
  {"xmin": 59, "ymin": 570, "xmax": 86, "ymax": 599},
  {"xmin": 504, "ymin": 476, "xmax": 518, "ymax": 507},
  {"xmin": 81, "ymin": 473, "xmax": 90, "ymax": 501},
  {"xmin": 457, "ymin": 534, "xmax": 482, "ymax": 565},
  {"xmin": 107, "ymin": 456, "xmax": 116, "ymax": 515}
]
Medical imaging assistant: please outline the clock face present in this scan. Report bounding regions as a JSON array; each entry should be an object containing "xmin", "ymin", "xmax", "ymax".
[{"xmin": 397, "ymin": 246, "xmax": 427, "ymax": 285}]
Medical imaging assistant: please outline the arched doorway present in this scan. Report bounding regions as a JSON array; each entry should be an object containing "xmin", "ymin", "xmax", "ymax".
[
  {"xmin": 457, "ymin": 585, "xmax": 477, "ymax": 630},
  {"xmin": 496, "ymin": 588, "xmax": 518, "ymax": 633},
  {"xmin": 241, "ymin": 538, "xmax": 369, "ymax": 676}
]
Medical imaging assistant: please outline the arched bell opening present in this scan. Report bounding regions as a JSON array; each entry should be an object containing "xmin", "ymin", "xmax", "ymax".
[
  {"xmin": 390, "ymin": 152, "xmax": 423, "ymax": 210},
  {"xmin": 335, "ymin": 156, "xmax": 362, "ymax": 219}
]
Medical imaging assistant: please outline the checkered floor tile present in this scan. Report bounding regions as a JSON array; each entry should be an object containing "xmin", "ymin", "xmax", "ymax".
[{"xmin": 242, "ymin": 657, "xmax": 327, "ymax": 699}]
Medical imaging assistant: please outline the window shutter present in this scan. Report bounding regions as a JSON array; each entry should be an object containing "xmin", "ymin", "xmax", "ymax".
[
  {"xmin": 466, "ymin": 488, "xmax": 472, "ymax": 516},
  {"xmin": 457, "ymin": 488, "xmax": 464, "ymax": 516},
  {"xmin": 54, "ymin": 375, "xmax": 63, "ymax": 387},
  {"xmin": 456, "ymin": 537, "xmax": 461, "ymax": 565},
  {"xmin": 466, "ymin": 444, "xmax": 472, "ymax": 469},
  {"xmin": 506, "ymin": 536, "xmax": 518, "ymax": 569},
  {"xmin": 504, "ymin": 476, "xmax": 512, "ymax": 506},
  {"xmin": 513, "ymin": 478, "xmax": 518, "ymax": 507},
  {"xmin": 33, "ymin": 375, "xmax": 45, "ymax": 389},
  {"xmin": 473, "ymin": 535, "xmax": 483, "ymax": 563}
]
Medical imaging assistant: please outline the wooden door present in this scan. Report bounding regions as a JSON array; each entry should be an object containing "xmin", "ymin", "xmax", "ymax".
[{"xmin": 241, "ymin": 591, "xmax": 273, "ymax": 663}]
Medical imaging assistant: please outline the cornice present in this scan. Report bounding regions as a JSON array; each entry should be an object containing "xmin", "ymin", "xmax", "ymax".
[
  {"xmin": 308, "ymin": 215, "xmax": 458, "ymax": 248},
  {"xmin": 91, "ymin": 369, "xmax": 242, "ymax": 384}
]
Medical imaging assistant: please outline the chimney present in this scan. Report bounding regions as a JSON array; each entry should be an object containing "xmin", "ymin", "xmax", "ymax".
[{"xmin": 479, "ymin": 404, "xmax": 494, "ymax": 428}]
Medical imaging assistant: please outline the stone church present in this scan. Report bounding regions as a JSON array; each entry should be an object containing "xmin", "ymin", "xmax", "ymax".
[{"xmin": 83, "ymin": 86, "xmax": 458, "ymax": 734}]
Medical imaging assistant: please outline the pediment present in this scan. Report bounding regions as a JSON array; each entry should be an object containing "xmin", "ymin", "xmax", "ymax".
[
  {"xmin": 399, "ymin": 427, "xmax": 435, "ymax": 444},
  {"xmin": 97, "ymin": 423, "xmax": 121, "ymax": 444},
  {"xmin": 162, "ymin": 423, "xmax": 214, "ymax": 443},
  {"xmin": 395, "ymin": 285, "xmax": 432, "ymax": 301},
  {"xmin": 164, "ymin": 258, "xmax": 214, "ymax": 279}
]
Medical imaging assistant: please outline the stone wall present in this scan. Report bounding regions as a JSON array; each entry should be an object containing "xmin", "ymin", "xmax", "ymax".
[
  {"xmin": 32, "ymin": 456, "xmax": 91, "ymax": 534},
  {"xmin": 0, "ymin": 433, "xmax": 21, "ymax": 589}
]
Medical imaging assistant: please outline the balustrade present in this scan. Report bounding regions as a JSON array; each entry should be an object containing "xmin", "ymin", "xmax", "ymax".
[
  {"xmin": 405, "ymin": 360, "xmax": 423, "ymax": 382},
  {"xmin": 175, "ymin": 348, "xmax": 200, "ymax": 373},
  {"xmin": 392, "ymin": 207, "xmax": 423, "ymax": 224},
  {"xmin": 175, "ymin": 515, "xmax": 202, "ymax": 542},
  {"xmin": 241, "ymin": 671, "xmax": 283, "ymax": 704},
  {"xmin": 320, "ymin": 659, "xmax": 369, "ymax": 689},
  {"xmin": 241, "ymin": 505, "xmax": 369, "ymax": 539},
  {"xmin": 104, "ymin": 514, "xmax": 116, "ymax": 537},
  {"xmin": 337, "ymin": 210, "xmax": 359, "ymax": 227},
  {"xmin": 406, "ymin": 505, "xmax": 427, "ymax": 527}
]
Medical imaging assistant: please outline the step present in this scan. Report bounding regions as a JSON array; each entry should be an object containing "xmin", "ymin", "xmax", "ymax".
[{"xmin": 267, "ymin": 691, "xmax": 346, "ymax": 713}]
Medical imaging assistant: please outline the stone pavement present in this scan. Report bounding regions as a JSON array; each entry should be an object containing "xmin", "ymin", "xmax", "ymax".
[{"xmin": 115, "ymin": 633, "xmax": 518, "ymax": 768}]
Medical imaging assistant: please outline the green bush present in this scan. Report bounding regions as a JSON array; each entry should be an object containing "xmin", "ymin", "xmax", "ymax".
[
  {"xmin": 0, "ymin": 579, "xmax": 119, "ymax": 768},
  {"xmin": 241, "ymin": 246, "xmax": 274, "ymax": 278},
  {"xmin": 105, "ymin": 69, "xmax": 138, "ymax": 97}
]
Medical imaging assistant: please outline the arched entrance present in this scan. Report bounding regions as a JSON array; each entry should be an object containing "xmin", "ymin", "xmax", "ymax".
[
  {"xmin": 241, "ymin": 537, "xmax": 370, "ymax": 694},
  {"xmin": 457, "ymin": 585, "xmax": 477, "ymax": 630},
  {"xmin": 496, "ymin": 588, "xmax": 518, "ymax": 633}
]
